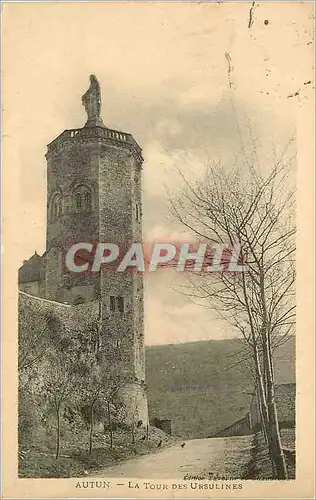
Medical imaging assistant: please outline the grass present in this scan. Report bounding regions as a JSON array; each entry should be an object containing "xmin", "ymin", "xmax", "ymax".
[
  {"xmin": 243, "ymin": 429, "xmax": 295, "ymax": 480},
  {"xmin": 19, "ymin": 426, "xmax": 174, "ymax": 478},
  {"xmin": 146, "ymin": 337, "xmax": 295, "ymax": 438}
]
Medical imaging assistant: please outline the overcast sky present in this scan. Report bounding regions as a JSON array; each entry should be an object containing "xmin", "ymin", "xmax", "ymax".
[{"xmin": 3, "ymin": 2, "xmax": 313, "ymax": 345}]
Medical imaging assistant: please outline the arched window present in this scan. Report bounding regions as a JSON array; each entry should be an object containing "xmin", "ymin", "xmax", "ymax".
[
  {"xmin": 75, "ymin": 193, "xmax": 82, "ymax": 211},
  {"xmin": 84, "ymin": 192, "xmax": 92, "ymax": 211},
  {"xmin": 73, "ymin": 185, "xmax": 93, "ymax": 213},
  {"xmin": 57, "ymin": 200, "xmax": 63, "ymax": 218},
  {"xmin": 52, "ymin": 203, "xmax": 57, "ymax": 219},
  {"xmin": 50, "ymin": 193, "xmax": 62, "ymax": 221}
]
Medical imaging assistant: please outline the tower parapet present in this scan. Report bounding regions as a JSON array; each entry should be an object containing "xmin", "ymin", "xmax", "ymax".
[{"xmin": 47, "ymin": 126, "xmax": 143, "ymax": 161}]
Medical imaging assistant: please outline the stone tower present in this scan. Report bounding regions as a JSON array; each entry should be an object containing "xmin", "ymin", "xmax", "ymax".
[{"xmin": 45, "ymin": 75, "xmax": 147, "ymax": 425}]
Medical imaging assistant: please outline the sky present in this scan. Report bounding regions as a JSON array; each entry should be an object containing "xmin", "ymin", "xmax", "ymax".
[{"xmin": 3, "ymin": 2, "xmax": 314, "ymax": 345}]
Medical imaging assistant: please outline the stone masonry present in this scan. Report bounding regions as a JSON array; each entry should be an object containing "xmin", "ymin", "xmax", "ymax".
[{"xmin": 18, "ymin": 76, "xmax": 148, "ymax": 426}]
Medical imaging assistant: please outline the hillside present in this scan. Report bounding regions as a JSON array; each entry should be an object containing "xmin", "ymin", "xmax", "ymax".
[{"xmin": 145, "ymin": 337, "xmax": 295, "ymax": 439}]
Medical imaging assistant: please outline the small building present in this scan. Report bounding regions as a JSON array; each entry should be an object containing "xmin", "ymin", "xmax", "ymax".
[
  {"xmin": 152, "ymin": 418, "xmax": 172, "ymax": 436},
  {"xmin": 19, "ymin": 252, "xmax": 44, "ymax": 297}
]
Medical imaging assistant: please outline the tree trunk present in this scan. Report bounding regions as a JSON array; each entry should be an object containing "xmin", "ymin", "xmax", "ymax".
[
  {"xmin": 257, "ymin": 266, "xmax": 288, "ymax": 479},
  {"xmin": 107, "ymin": 400, "xmax": 113, "ymax": 448},
  {"xmin": 146, "ymin": 423, "xmax": 149, "ymax": 441},
  {"xmin": 255, "ymin": 378, "xmax": 268, "ymax": 443},
  {"xmin": 255, "ymin": 371, "xmax": 277, "ymax": 478},
  {"xmin": 131, "ymin": 425, "xmax": 135, "ymax": 445},
  {"xmin": 96, "ymin": 298, "xmax": 102, "ymax": 353},
  {"xmin": 252, "ymin": 342, "xmax": 279, "ymax": 478},
  {"xmin": 55, "ymin": 405, "xmax": 61, "ymax": 460},
  {"xmin": 263, "ymin": 338, "xmax": 288, "ymax": 479},
  {"xmin": 253, "ymin": 344, "xmax": 270, "ymax": 439},
  {"xmin": 89, "ymin": 404, "xmax": 94, "ymax": 454}
]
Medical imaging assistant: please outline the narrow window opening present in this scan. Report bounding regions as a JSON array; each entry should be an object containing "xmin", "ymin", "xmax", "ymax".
[
  {"xmin": 110, "ymin": 296, "xmax": 116, "ymax": 312},
  {"xmin": 136, "ymin": 204, "xmax": 140, "ymax": 221},
  {"xmin": 117, "ymin": 296, "xmax": 124, "ymax": 313},
  {"xmin": 51, "ymin": 194, "xmax": 62, "ymax": 221},
  {"xmin": 84, "ymin": 192, "xmax": 92, "ymax": 211},
  {"xmin": 58, "ymin": 200, "xmax": 63, "ymax": 218},
  {"xmin": 75, "ymin": 193, "xmax": 82, "ymax": 211},
  {"xmin": 52, "ymin": 203, "xmax": 57, "ymax": 219}
]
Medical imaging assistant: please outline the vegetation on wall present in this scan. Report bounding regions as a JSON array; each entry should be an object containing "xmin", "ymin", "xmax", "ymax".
[{"xmin": 18, "ymin": 292, "xmax": 139, "ymax": 464}]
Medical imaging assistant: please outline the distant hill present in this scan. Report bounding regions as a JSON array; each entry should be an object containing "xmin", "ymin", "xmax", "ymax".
[{"xmin": 145, "ymin": 337, "xmax": 295, "ymax": 439}]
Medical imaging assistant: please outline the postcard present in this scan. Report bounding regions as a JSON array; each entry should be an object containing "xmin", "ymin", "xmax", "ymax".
[{"xmin": 1, "ymin": 2, "xmax": 315, "ymax": 498}]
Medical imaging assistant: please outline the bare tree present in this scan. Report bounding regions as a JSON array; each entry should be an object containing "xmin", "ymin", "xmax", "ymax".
[
  {"xmin": 170, "ymin": 144, "xmax": 295, "ymax": 479},
  {"xmin": 42, "ymin": 325, "xmax": 81, "ymax": 460},
  {"xmin": 43, "ymin": 352, "xmax": 76, "ymax": 459},
  {"xmin": 95, "ymin": 347, "xmax": 129, "ymax": 449},
  {"xmin": 79, "ymin": 356, "xmax": 104, "ymax": 454},
  {"xmin": 103, "ymin": 379, "xmax": 126, "ymax": 449}
]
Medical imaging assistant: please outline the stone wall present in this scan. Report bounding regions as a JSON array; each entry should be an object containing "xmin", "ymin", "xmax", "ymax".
[
  {"xmin": 119, "ymin": 383, "xmax": 148, "ymax": 427},
  {"xmin": 44, "ymin": 248, "xmax": 63, "ymax": 301},
  {"xmin": 97, "ymin": 138, "xmax": 145, "ymax": 386},
  {"xmin": 19, "ymin": 291, "xmax": 148, "ymax": 426},
  {"xmin": 213, "ymin": 383, "xmax": 295, "ymax": 437},
  {"xmin": 96, "ymin": 138, "xmax": 146, "ymax": 425},
  {"xmin": 213, "ymin": 413, "xmax": 252, "ymax": 438},
  {"xmin": 19, "ymin": 281, "xmax": 40, "ymax": 297},
  {"xmin": 250, "ymin": 383, "xmax": 296, "ymax": 432}
]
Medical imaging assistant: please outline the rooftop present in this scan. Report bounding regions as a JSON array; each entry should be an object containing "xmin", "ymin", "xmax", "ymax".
[{"xmin": 19, "ymin": 252, "xmax": 43, "ymax": 284}]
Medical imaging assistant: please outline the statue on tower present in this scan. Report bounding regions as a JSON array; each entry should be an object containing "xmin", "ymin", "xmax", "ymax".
[{"xmin": 82, "ymin": 75, "xmax": 105, "ymax": 127}]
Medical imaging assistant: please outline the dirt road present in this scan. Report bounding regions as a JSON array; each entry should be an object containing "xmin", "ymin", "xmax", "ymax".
[{"xmin": 93, "ymin": 435, "xmax": 253, "ymax": 479}]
